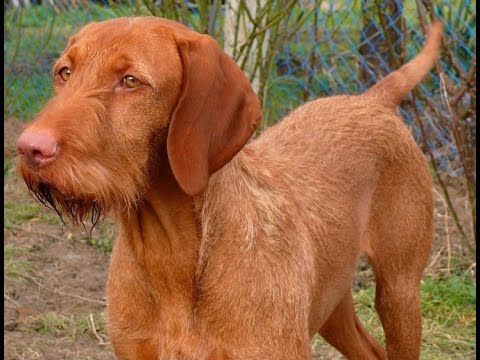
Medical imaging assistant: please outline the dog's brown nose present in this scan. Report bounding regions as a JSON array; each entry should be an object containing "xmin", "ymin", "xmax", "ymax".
[{"xmin": 17, "ymin": 131, "xmax": 58, "ymax": 169}]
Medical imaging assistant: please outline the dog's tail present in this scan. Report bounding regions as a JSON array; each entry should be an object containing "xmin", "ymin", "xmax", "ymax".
[{"xmin": 363, "ymin": 20, "xmax": 443, "ymax": 108}]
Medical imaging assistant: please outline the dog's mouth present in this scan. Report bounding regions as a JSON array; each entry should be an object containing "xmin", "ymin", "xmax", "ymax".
[{"xmin": 18, "ymin": 162, "xmax": 107, "ymax": 228}]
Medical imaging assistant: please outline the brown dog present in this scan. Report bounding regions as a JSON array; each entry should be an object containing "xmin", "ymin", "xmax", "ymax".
[{"xmin": 17, "ymin": 17, "xmax": 442, "ymax": 359}]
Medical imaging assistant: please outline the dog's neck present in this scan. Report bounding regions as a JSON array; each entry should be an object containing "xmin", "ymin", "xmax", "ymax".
[{"xmin": 114, "ymin": 172, "xmax": 202, "ymax": 310}]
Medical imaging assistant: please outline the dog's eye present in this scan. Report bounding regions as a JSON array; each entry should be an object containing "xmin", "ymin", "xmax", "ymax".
[
  {"xmin": 123, "ymin": 75, "xmax": 141, "ymax": 88},
  {"xmin": 59, "ymin": 67, "xmax": 71, "ymax": 81}
]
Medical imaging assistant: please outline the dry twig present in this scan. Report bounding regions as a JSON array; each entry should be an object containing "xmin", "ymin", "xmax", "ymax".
[{"xmin": 88, "ymin": 313, "xmax": 109, "ymax": 346}]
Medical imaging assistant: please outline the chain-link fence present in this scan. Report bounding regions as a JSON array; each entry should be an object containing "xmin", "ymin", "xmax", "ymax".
[{"xmin": 4, "ymin": 0, "xmax": 476, "ymax": 180}]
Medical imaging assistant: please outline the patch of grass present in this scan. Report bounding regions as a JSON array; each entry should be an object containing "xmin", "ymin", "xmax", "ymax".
[
  {"xmin": 84, "ymin": 223, "xmax": 114, "ymax": 254},
  {"xmin": 5, "ymin": 243, "xmax": 41, "ymax": 256},
  {"xmin": 88, "ymin": 236, "xmax": 113, "ymax": 254},
  {"xmin": 4, "ymin": 243, "xmax": 39, "ymax": 280},
  {"xmin": 420, "ymin": 275, "xmax": 476, "ymax": 358},
  {"xmin": 5, "ymin": 243, "xmax": 24, "ymax": 257},
  {"xmin": 26, "ymin": 311, "xmax": 107, "ymax": 340},
  {"xmin": 85, "ymin": 223, "xmax": 114, "ymax": 253},
  {"xmin": 4, "ymin": 242, "xmax": 41, "ymax": 280},
  {"xmin": 4, "ymin": 258, "xmax": 33, "ymax": 280},
  {"xmin": 4, "ymin": 197, "xmax": 63, "ymax": 228},
  {"xmin": 32, "ymin": 312, "xmax": 72, "ymax": 336},
  {"xmin": 39, "ymin": 212, "xmax": 63, "ymax": 225},
  {"xmin": 4, "ymin": 201, "xmax": 43, "ymax": 229},
  {"xmin": 421, "ymin": 275, "xmax": 476, "ymax": 315},
  {"xmin": 4, "ymin": 158, "xmax": 15, "ymax": 177},
  {"xmin": 72, "ymin": 312, "xmax": 107, "ymax": 338}
]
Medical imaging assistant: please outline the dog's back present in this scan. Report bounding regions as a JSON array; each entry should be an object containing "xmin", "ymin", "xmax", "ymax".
[
  {"xmin": 252, "ymin": 20, "xmax": 443, "ymax": 158},
  {"xmin": 243, "ymin": 20, "xmax": 443, "ymax": 198}
]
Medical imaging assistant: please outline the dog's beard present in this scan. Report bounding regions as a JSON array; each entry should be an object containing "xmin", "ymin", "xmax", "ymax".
[
  {"xmin": 18, "ymin": 154, "xmax": 149, "ymax": 228},
  {"xmin": 25, "ymin": 179, "xmax": 106, "ymax": 228}
]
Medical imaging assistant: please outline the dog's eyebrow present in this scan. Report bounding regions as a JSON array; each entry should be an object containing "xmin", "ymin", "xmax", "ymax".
[
  {"xmin": 63, "ymin": 35, "xmax": 78, "ymax": 52},
  {"xmin": 53, "ymin": 46, "xmax": 83, "ymax": 71},
  {"xmin": 103, "ymin": 54, "xmax": 157, "ymax": 86}
]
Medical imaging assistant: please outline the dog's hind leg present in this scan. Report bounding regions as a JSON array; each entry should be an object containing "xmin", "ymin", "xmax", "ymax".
[
  {"xmin": 372, "ymin": 275, "xmax": 424, "ymax": 360},
  {"xmin": 318, "ymin": 290, "xmax": 387, "ymax": 359},
  {"xmin": 365, "ymin": 169, "xmax": 433, "ymax": 360}
]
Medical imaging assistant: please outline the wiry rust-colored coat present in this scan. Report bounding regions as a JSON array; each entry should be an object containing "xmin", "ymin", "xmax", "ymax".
[{"xmin": 17, "ymin": 17, "xmax": 443, "ymax": 360}]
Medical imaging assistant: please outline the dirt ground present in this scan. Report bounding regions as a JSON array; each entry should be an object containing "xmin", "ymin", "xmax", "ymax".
[
  {"xmin": 4, "ymin": 117, "xmax": 475, "ymax": 359},
  {"xmin": 4, "ymin": 183, "xmax": 114, "ymax": 359}
]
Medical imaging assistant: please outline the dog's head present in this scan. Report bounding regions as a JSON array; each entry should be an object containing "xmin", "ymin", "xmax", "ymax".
[{"xmin": 16, "ymin": 16, "xmax": 262, "ymax": 224}]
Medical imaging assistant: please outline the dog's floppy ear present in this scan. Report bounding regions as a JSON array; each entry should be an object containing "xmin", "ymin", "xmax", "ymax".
[{"xmin": 167, "ymin": 31, "xmax": 262, "ymax": 196}]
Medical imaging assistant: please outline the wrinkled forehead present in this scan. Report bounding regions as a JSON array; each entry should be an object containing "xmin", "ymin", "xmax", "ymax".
[{"xmin": 60, "ymin": 17, "xmax": 183, "ymax": 67}]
